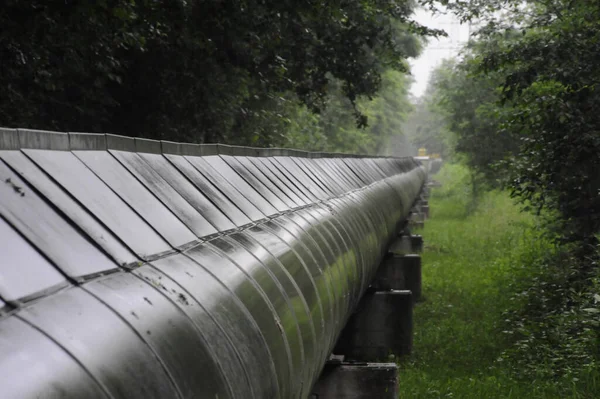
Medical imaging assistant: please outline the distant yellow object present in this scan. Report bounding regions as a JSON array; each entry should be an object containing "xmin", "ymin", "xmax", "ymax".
[
  {"xmin": 418, "ymin": 148, "xmax": 427, "ymax": 156},
  {"xmin": 430, "ymin": 153, "xmax": 441, "ymax": 159}
]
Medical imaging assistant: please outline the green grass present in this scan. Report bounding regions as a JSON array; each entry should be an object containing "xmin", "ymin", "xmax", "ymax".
[{"xmin": 398, "ymin": 164, "xmax": 594, "ymax": 398}]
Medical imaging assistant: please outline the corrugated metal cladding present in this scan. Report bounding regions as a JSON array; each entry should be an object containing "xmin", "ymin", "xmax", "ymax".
[{"xmin": 0, "ymin": 128, "xmax": 426, "ymax": 399}]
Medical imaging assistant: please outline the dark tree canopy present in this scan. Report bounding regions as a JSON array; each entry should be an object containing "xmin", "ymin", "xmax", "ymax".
[{"xmin": 0, "ymin": 0, "xmax": 439, "ymax": 148}]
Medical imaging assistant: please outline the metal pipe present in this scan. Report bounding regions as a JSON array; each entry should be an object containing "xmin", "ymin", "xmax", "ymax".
[{"xmin": 0, "ymin": 128, "xmax": 426, "ymax": 398}]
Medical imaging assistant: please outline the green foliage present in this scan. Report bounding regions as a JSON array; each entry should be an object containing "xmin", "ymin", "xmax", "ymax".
[
  {"xmin": 500, "ymin": 247, "xmax": 600, "ymax": 384},
  {"xmin": 419, "ymin": 0, "xmax": 600, "ymax": 249},
  {"xmin": 284, "ymin": 70, "xmax": 415, "ymax": 154},
  {"xmin": 0, "ymin": 0, "xmax": 440, "ymax": 150},
  {"xmin": 403, "ymin": 59, "xmax": 459, "ymax": 160},
  {"xmin": 402, "ymin": 95, "xmax": 450, "ymax": 159},
  {"xmin": 0, "ymin": 0, "xmax": 149, "ymax": 131},
  {"xmin": 400, "ymin": 163, "xmax": 600, "ymax": 398},
  {"xmin": 409, "ymin": 3, "xmax": 600, "ymax": 396},
  {"xmin": 484, "ymin": 11, "xmax": 600, "ymax": 244},
  {"xmin": 426, "ymin": 51, "xmax": 520, "ymax": 185}
]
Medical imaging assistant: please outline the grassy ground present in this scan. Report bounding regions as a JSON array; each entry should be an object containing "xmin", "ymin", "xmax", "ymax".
[{"xmin": 398, "ymin": 164, "xmax": 594, "ymax": 398}]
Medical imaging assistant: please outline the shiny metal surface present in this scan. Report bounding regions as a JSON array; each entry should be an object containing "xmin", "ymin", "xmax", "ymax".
[
  {"xmin": 0, "ymin": 317, "xmax": 111, "ymax": 398},
  {"xmin": 184, "ymin": 242, "xmax": 292, "ymax": 398},
  {"xmin": 23, "ymin": 149, "xmax": 172, "ymax": 259},
  {"xmin": 74, "ymin": 150, "xmax": 197, "ymax": 248},
  {"xmin": 280, "ymin": 211, "xmax": 344, "ymax": 335},
  {"xmin": 132, "ymin": 264, "xmax": 256, "ymax": 398},
  {"xmin": 247, "ymin": 157, "xmax": 311, "ymax": 205},
  {"xmin": 263, "ymin": 157, "xmax": 319, "ymax": 202},
  {"xmin": 84, "ymin": 272, "xmax": 231, "ymax": 398},
  {"xmin": 308, "ymin": 207, "xmax": 359, "ymax": 311},
  {"xmin": 149, "ymin": 253, "xmax": 278, "ymax": 398},
  {"xmin": 319, "ymin": 158, "xmax": 363, "ymax": 189},
  {"xmin": 0, "ymin": 216, "xmax": 67, "ymax": 303},
  {"xmin": 322, "ymin": 198, "xmax": 368, "ymax": 299},
  {"xmin": 229, "ymin": 156, "xmax": 300, "ymax": 208},
  {"xmin": 185, "ymin": 156, "xmax": 268, "ymax": 220},
  {"xmin": 209, "ymin": 235, "xmax": 311, "ymax": 396},
  {"xmin": 342, "ymin": 158, "xmax": 379, "ymax": 183},
  {"xmin": 0, "ymin": 151, "xmax": 137, "ymax": 266},
  {"xmin": 273, "ymin": 157, "xmax": 330, "ymax": 200},
  {"xmin": 201, "ymin": 155, "xmax": 281, "ymax": 215},
  {"xmin": 138, "ymin": 152, "xmax": 236, "ymax": 232},
  {"xmin": 292, "ymin": 157, "xmax": 345, "ymax": 195},
  {"xmin": 234, "ymin": 225, "xmax": 324, "ymax": 393},
  {"xmin": 19, "ymin": 287, "xmax": 180, "ymax": 398},
  {"xmin": 294, "ymin": 207, "xmax": 352, "ymax": 326},
  {"xmin": 0, "ymin": 160, "xmax": 118, "ymax": 279},
  {"xmin": 165, "ymin": 153, "xmax": 253, "ymax": 226},
  {"xmin": 275, "ymin": 214, "xmax": 340, "ymax": 320},
  {"xmin": 0, "ymin": 128, "xmax": 427, "ymax": 399},
  {"xmin": 253, "ymin": 221, "xmax": 332, "ymax": 364},
  {"xmin": 219, "ymin": 155, "xmax": 292, "ymax": 211},
  {"xmin": 110, "ymin": 150, "xmax": 218, "ymax": 238},
  {"xmin": 306, "ymin": 158, "xmax": 355, "ymax": 192}
]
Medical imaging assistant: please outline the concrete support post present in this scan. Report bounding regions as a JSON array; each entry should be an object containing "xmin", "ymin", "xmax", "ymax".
[
  {"xmin": 409, "ymin": 210, "xmax": 425, "ymax": 229},
  {"xmin": 410, "ymin": 235, "xmax": 423, "ymax": 252},
  {"xmin": 374, "ymin": 253, "xmax": 403, "ymax": 291},
  {"xmin": 334, "ymin": 290, "xmax": 413, "ymax": 360},
  {"xmin": 409, "ymin": 219, "xmax": 425, "ymax": 230},
  {"xmin": 421, "ymin": 205, "xmax": 430, "ymax": 219},
  {"xmin": 390, "ymin": 234, "xmax": 423, "ymax": 254},
  {"xmin": 374, "ymin": 254, "xmax": 421, "ymax": 301},
  {"xmin": 310, "ymin": 362, "xmax": 399, "ymax": 398}
]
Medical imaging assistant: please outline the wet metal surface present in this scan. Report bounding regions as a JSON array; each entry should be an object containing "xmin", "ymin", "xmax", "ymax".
[
  {"xmin": 249, "ymin": 157, "xmax": 314, "ymax": 204},
  {"xmin": 230, "ymin": 156, "xmax": 300, "ymax": 208},
  {"xmin": 292, "ymin": 157, "xmax": 345, "ymax": 196},
  {"xmin": 318, "ymin": 158, "xmax": 362, "ymax": 190},
  {"xmin": 0, "ymin": 160, "xmax": 118, "ymax": 279},
  {"xmin": 254, "ymin": 220, "xmax": 331, "ymax": 371},
  {"xmin": 133, "ymin": 264, "xmax": 257, "ymax": 398},
  {"xmin": 219, "ymin": 155, "xmax": 291, "ymax": 211},
  {"xmin": 74, "ymin": 150, "xmax": 197, "ymax": 248},
  {"xmin": 165, "ymin": 153, "xmax": 253, "ymax": 226},
  {"xmin": 138, "ymin": 152, "xmax": 236, "ymax": 232},
  {"xmin": 342, "ymin": 158, "xmax": 378, "ymax": 183},
  {"xmin": 0, "ymin": 317, "xmax": 111, "ymax": 398},
  {"xmin": 273, "ymin": 157, "xmax": 330, "ymax": 200},
  {"xmin": 184, "ymin": 242, "xmax": 292, "ymax": 398},
  {"xmin": 0, "ymin": 128, "xmax": 428, "ymax": 399},
  {"xmin": 185, "ymin": 155, "xmax": 268, "ymax": 220},
  {"xmin": 111, "ymin": 150, "xmax": 218, "ymax": 238},
  {"xmin": 209, "ymin": 235, "xmax": 310, "ymax": 396},
  {"xmin": 150, "ymin": 252, "xmax": 280, "ymax": 398},
  {"xmin": 274, "ymin": 214, "xmax": 340, "ymax": 349},
  {"xmin": 23, "ymin": 149, "xmax": 172, "ymax": 259},
  {"xmin": 0, "ymin": 216, "xmax": 68, "ymax": 303},
  {"xmin": 18, "ymin": 287, "xmax": 180, "ymax": 398},
  {"xmin": 202, "ymin": 155, "xmax": 282, "ymax": 215},
  {"xmin": 0, "ymin": 151, "xmax": 137, "ymax": 265},
  {"xmin": 84, "ymin": 272, "xmax": 231, "ymax": 398}
]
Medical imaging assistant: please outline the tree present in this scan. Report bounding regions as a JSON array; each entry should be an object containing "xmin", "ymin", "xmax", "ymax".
[
  {"xmin": 1, "ymin": 0, "xmax": 442, "ymax": 147},
  {"xmin": 285, "ymin": 69, "xmax": 416, "ymax": 154},
  {"xmin": 421, "ymin": 0, "xmax": 600, "ymax": 250}
]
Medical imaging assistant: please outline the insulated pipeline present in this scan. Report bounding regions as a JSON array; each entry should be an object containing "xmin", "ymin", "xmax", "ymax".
[{"xmin": 0, "ymin": 128, "xmax": 426, "ymax": 399}]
